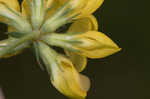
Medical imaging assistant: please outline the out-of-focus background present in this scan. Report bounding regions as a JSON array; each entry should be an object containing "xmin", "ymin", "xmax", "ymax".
[{"xmin": 0, "ymin": 0, "xmax": 149, "ymax": 99}]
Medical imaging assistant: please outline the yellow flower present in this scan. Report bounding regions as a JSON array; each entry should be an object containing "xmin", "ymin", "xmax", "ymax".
[
  {"xmin": 51, "ymin": 55, "xmax": 90, "ymax": 99},
  {"xmin": 72, "ymin": 31, "xmax": 121, "ymax": 58},
  {"xmin": 43, "ymin": 0, "xmax": 103, "ymax": 72},
  {"xmin": 43, "ymin": 30, "xmax": 121, "ymax": 71},
  {"xmin": 0, "ymin": 0, "xmax": 121, "ymax": 98},
  {"xmin": 38, "ymin": 42, "xmax": 90, "ymax": 99}
]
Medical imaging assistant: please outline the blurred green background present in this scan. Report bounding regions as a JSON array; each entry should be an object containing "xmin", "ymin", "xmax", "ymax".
[{"xmin": 0, "ymin": 0, "xmax": 149, "ymax": 99}]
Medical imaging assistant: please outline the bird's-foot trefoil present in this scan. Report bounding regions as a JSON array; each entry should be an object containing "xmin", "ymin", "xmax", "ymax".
[{"xmin": 0, "ymin": 0, "xmax": 121, "ymax": 98}]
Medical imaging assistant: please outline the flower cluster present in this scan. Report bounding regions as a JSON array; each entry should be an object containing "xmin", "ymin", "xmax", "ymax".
[{"xmin": 0, "ymin": 0, "xmax": 121, "ymax": 98}]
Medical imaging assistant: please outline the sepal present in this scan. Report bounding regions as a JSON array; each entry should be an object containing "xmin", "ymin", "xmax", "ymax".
[
  {"xmin": 6, "ymin": 32, "xmax": 26, "ymax": 38},
  {"xmin": 31, "ymin": 0, "xmax": 45, "ymax": 29}
]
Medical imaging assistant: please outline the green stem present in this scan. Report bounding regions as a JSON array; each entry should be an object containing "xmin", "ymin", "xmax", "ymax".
[{"xmin": 0, "ymin": 32, "xmax": 37, "ymax": 58}]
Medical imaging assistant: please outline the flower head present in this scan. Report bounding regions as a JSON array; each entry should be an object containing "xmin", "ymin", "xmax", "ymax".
[{"xmin": 0, "ymin": 0, "xmax": 121, "ymax": 98}]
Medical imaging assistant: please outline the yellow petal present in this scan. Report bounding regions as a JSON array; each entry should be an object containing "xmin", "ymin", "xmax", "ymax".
[
  {"xmin": 0, "ymin": 0, "xmax": 20, "ymax": 22},
  {"xmin": 44, "ymin": 0, "xmax": 59, "ymax": 19},
  {"xmin": 45, "ymin": 0, "xmax": 86, "ymax": 19},
  {"xmin": 68, "ymin": 15, "xmax": 98, "ymax": 33},
  {"xmin": 73, "ymin": 31, "xmax": 121, "ymax": 58},
  {"xmin": 0, "ymin": 0, "xmax": 20, "ymax": 11},
  {"xmin": 21, "ymin": 0, "xmax": 31, "ymax": 18},
  {"xmin": 77, "ymin": 0, "xmax": 104, "ymax": 18},
  {"xmin": 45, "ymin": 0, "xmax": 53, "ymax": 8},
  {"xmin": 51, "ymin": 55, "xmax": 90, "ymax": 98},
  {"xmin": 45, "ymin": 0, "xmax": 103, "ymax": 19},
  {"xmin": 65, "ymin": 50, "xmax": 87, "ymax": 72}
]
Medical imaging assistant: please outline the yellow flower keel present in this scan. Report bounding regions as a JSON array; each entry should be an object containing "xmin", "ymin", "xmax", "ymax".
[{"xmin": 38, "ymin": 42, "xmax": 90, "ymax": 98}]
